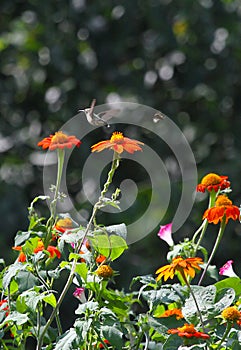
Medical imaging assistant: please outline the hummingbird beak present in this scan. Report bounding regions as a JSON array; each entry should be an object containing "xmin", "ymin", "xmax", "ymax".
[{"xmin": 78, "ymin": 109, "xmax": 85, "ymax": 112}]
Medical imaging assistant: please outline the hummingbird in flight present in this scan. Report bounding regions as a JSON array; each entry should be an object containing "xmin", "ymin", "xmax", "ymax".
[{"xmin": 78, "ymin": 99, "xmax": 120, "ymax": 126}]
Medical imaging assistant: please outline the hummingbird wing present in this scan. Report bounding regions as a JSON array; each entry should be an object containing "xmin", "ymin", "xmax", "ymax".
[
  {"xmin": 97, "ymin": 109, "xmax": 120, "ymax": 122},
  {"xmin": 89, "ymin": 99, "xmax": 96, "ymax": 117}
]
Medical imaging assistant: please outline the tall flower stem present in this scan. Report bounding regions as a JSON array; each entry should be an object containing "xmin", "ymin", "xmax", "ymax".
[
  {"xmin": 198, "ymin": 217, "xmax": 226, "ymax": 286},
  {"xmin": 216, "ymin": 322, "xmax": 232, "ymax": 350},
  {"xmin": 45, "ymin": 149, "xmax": 65, "ymax": 247},
  {"xmin": 182, "ymin": 273, "xmax": 205, "ymax": 332},
  {"xmin": 36, "ymin": 152, "xmax": 120, "ymax": 350},
  {"xmin": 193, "ymin": 190, "xmax": 217, "ymax": 254}
]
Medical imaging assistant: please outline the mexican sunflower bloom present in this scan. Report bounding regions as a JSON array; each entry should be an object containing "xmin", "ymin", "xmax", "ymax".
[
  {"xmin": 196, "ymin": 173, "xmax": 230, "ymax": 193},
  {"xmin": 156, "ymin": 256, "xmax": 203, "ymax": 282},
  {"xmin": 38, "ymin": 131, "xmax": 81, "ymax": 151},
  {"xmin": 168, "ymin": 323, "xmax": 209, "ymax": 339},
  {"xmin": 203, "ymin": 194, "xmax": 240, "ymax": 224},
  {"xmin": 91, "ymin": 131, "xmax": 144, "ymax": 154},
  {"xmin": 34, "ymin": 240, "xmax": 61, "ymax": 259},
  {"xmin": 158, "ymin": 308, "xmax": 183, "ymax": 320},
  {"xmin": 99, "ymin": 340, "xmax": 111, "ymax": 348}
]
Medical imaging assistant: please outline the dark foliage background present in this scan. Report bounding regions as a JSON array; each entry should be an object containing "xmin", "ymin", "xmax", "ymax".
[{"xmin": 1, "ymin": 0, "xmax": 241, "ymax": 334}]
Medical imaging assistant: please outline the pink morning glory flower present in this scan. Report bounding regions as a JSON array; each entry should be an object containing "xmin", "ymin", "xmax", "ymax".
[
  {"xmin": 157, "ymin": 223, "xmax": 174, "ymax": 246},
  {"xmin": 73, "ymin": 287, "xmax": 86, "ymax": 303},
  {"xmin": 219, "ymin": 260, "xmax": 238, "ymax": 278}
]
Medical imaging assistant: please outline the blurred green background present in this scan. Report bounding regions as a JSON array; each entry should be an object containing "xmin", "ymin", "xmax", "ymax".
[{"xmin": 1, "ymin": 0, "xmax": 241, "ymax": 335}]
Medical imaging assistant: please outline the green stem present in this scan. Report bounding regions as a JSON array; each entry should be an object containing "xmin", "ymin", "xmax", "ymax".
[
  {"xmin": 198, "ymin": 217, "xmax": 226, "ymax": 286},
  {"xmin": 45, "ymin": 149, "xmax": 65, "ymax": 247},
  {"xmin": 216, "ymin": 322, "xmax": 232, "ymax": 350},
  {"xmin": 182, "ymin": 273, "xmax": 205, "ymax": 332},
  {"xmin": 194, "ymin": 190, "xmax": 217, "ymax": 254},
  {"xmin": 36, "ymin": 152, "xmax": 120, "ymax": 350}
]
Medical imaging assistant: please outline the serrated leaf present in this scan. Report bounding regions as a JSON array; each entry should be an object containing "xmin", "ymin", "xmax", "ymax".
[
  {"xmin": 101, "ymin": 325, "xmax": 123, "ymax": 350},
  {"xmin": 54, "ymin": 328, "xmax": 77, "ymax": 350}
]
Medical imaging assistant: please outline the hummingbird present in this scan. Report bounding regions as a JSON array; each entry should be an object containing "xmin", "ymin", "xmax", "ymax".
[{"xmin": 78, "ymin": 99, "xmax": 120, "ymax": 126}]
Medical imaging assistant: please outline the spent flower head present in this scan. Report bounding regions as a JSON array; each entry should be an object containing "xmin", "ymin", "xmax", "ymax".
[{"xmin": 196, "ymin": 173, "xmax": 230, "ymax": 193}]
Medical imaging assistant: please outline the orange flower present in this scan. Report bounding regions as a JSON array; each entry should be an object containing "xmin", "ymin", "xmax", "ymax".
[
  {"xmin": 168, "ymin": 323, "xmax": 209, "ymax": 339},
  {"xmin": 156, "ymin": 256, "xmax": 203, "ymax": 282},
  {"xmin": 196, "ymin": 173, "xmax": 230, "ymax": 193},
  {"xmin": 203, "ymin": 195, "xmax": 240, "ymax": 224},
  {"xmin": 54, "ymin": 217, "xmax": 73, "ymax": 233},
  {"xmin": 91, "ymin": 131, "xmax": 144, "ymax": 154},
  {"xmin": 34, "ymin": 240, "xmax": 61, "ymax": 259},
  {"xmin": 12, "ymin": 246, "xmax": 26, "ymax": 262},
  {"xmin": 96, "ymin": 254, "xmax": 107, "ymax": 264},
  {"xmin": 99, "ymin": 339, "xmax": 111, "ymax": 348},
  {"xmin": 38, "ymin": 131, "xmax": 81, "ymax": 151},
  {"xmin": 158, "ymin": 308, "xmax": 183, "ymax": 320}
]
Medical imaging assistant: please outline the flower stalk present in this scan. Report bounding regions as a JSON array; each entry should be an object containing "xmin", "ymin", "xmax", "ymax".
[{"xmin": 198, "ymin": 216, "xmax": 226, "ymax": 285}]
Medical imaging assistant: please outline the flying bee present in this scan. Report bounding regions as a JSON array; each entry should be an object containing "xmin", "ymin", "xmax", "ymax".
[
  {"xmin": 153, "ymin": 111, "xmax": 167, "ymax": 123},
  {"xmin": 78, "ymin": 99, "xmax": 120, "ymax": 127}
]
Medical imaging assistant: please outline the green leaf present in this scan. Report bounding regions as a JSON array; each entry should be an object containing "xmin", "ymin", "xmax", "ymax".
[
  {"xmin": 15, "ymin": 270, "xmax": 39, "ymax": 293},
  {"xmin": 90, "ymin": 234, "xmax": 127, "ymax": 261},
  {"xmin": 43, "ymin": 293, "xmax": 57, "ymax": 308},
  {"xmin": 14, "ymin": 231, "xmax": 31, "ymax": 247},
  {"xmin": 215, "ymin": 277, "xmax": 241, "ymax": 297},
  {"xmin": 3, "ymin": 263, "xmax": 27, "ymax": 290},
  {"xmin": 75, "ymin": 263, "xmax": 88, "ymax": 281},
  {"xmin": 214, "ymin": 287, "xmax": 235, "ymax": 313},
  {"xmin": 54, "ymin": 328, "xmax": 77, "ymax": 350},
  {"xmin": 60, "ymin": 230, "xmax": 85, "ymax": 244},
  {"xmin": 101, "ymin": 325, "xmax": 123, "ymax": 350},
  {"xmin": 163, "ymin": 334, "xmax": 182, "ymax": 350},
  {"xmin": 3, "ymin": 311, "xmax": 29, "ymax": 326},
  {"xmin": 105, "ymin": 223, "xmax": 127, "ymax": 240},
  {"xmin": 75, "ymin": 301, "xmax": 99, "ymax": 315},
  {"xmin": 147, "ymin": 315, "xmax": 168, "ymax": 334},
  {"xmin": 109, "ymin": 235, "xmax": 128, "ymax": 260}
]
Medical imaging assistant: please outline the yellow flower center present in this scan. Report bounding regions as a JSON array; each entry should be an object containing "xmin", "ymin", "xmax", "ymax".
[
  {"xmin": 215, "ymin": 195, "xmax": 232, "ymax": 207},
  {"xmin": 52, "ymin": 131, "xmax": 68, "ymax": 144},
  {"xmin": 56, "ymin": 218, "xmax": 73, "ymax": 228},
  {"xmin": 110, "ymin": 132, "xmax": 124, "ymax": 142},
  {"xmin": 201, "ymin": 173, "xmax": 222, "ymax": 186},
  {"xmin": 96, "ymin": 265, "xmax": 113, "ymax": 278},
  {"xmin": 221, "ymin": 307, "xmax": 241, "ymax": 321},
  {"xmin": 178, "ymin": 324, "xmax": 196, "ymax": 333}
]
